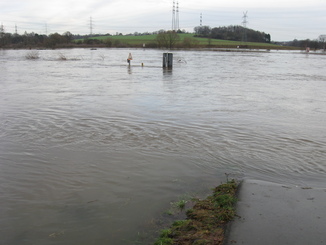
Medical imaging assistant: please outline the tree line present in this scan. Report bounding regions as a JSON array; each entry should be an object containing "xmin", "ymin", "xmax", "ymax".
[
  {"xmin": 0, "ymin": 31, "xmax": 74, "ymax": 48},
  {"xmin": 194, "ymin": 25, "xmax": 271, "ymax": 43},
  {"xmin": 280, "ymin": 36, "xmax": 326, "ymax": 50},
  {"xmin": 0, "ymin": 29, "xmax": 188, "ymax": 49},
  {"xmin": 2, "ymin": 28, "xmax": 326, "ymax": 50}
]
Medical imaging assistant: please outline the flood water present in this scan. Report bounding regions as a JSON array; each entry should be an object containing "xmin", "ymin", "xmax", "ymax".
[{"xmin": 0, "ymin": 48, "xmax": 326, "ymax": 244}]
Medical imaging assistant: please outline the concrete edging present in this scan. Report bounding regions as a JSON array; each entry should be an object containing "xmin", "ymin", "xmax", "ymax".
[{"xmin": 224, "ymin": 179, "xmax": 326, "ymax": 245}]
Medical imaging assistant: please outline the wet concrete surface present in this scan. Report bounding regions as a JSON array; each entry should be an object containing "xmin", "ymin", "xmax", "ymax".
[{"xmin": 225, "ymin": 179, "xmax": 326, "ymax": 245}]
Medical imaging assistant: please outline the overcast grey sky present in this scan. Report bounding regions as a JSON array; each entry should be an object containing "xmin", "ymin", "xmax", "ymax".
[{"xmin": 1, "ymin": 0, "xmax": 326, "ymax": 41}]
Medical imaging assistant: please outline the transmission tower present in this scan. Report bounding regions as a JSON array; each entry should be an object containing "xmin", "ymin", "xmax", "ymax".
[
  {"xmin": 200, "ymin": 13, "xmax": 202, "ymax": 26},
  {"xmin": 0, "ymin": 23, "xmax": 4, "ymax": 38},
  {"xmin": 89, "ymin": 16, "xmax": 93, "ymax": 36},
  {"xmin": 172, "ymin": 1, "xmax": 180, "ymax": 31},
  {"xmin": 176, "ymin": 1, "xmax": 179, "ymax": 31},
  {"xmin": 172, "ymin": 1, "xmax": 175, "ymax": 31},
  {"xmin": 242, "ymin": 11, "xmax": 248, "ymax": 42},
  {"xmin": 45, "ymin": 23, "xmax": 48, "ymax": 35}
]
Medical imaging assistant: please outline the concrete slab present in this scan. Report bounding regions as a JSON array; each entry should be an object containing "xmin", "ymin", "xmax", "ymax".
[{"xmin": 224, "ymin": 179, "xmax": 326, "ymax": 245}]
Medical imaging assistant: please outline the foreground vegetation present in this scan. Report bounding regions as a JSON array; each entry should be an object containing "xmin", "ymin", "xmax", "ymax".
[{"xmin": 154, "ymin": 180, "xmax": 238, "ymax": 245}]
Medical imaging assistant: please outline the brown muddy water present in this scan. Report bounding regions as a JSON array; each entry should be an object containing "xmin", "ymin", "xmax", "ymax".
[{"xmin": 0, "ymin": 48, "xmax": 326, "ymax": 244}]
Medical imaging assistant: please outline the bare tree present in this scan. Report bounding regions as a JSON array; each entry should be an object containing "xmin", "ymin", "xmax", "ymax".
[
  {"xmin": 319, "ymin": 35, "xmax": 326, "ymax": 50},
  {"xmin": 194, "ymin": 26, "xmax": 211, "ymax": 36},
  {"xmin": 156, "ymin": 31, "xmax": 180, "ymax": 49}
]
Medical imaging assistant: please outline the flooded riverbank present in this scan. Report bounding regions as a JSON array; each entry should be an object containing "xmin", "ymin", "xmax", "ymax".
[{"xmin": 0, "ymin": 48, "xmax": 325, "ymax": 244}]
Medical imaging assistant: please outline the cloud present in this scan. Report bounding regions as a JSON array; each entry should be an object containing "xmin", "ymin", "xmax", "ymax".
[{"xmin": 1, "ymin": 0, "xmax": 326, "ymax": 40}]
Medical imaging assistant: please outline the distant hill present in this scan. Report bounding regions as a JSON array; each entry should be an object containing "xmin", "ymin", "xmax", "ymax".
[
  {"xmin": 74, "ymin": 33, "xmax": 288, "ymax": 49},
  {"xmin": 194, "ymin": 25, "xmax": 271, "ymax": 43}
]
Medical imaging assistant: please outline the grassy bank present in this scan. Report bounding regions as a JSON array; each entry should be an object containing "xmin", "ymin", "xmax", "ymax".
[
  {"xmin": 76, "ymin": 33, "xmax": 295, "ymax": 50},
  {"xmin": 154, "ymin": 180, "xmax": 238, "ymax": 245}
]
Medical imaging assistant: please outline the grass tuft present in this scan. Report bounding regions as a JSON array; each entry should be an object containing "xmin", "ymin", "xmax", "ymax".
[
  {"xmin": 175, "ymin": 200, "xmax": 187, "ymax": 210},
  {"xmin": 154, "ymin": 229, "xmax": 174, "ymax": 245}
]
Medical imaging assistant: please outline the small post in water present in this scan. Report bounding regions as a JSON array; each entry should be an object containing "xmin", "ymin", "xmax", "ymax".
[{"xmin": 163, "ymin": 53, "xmax": 173, "ymax": 68}]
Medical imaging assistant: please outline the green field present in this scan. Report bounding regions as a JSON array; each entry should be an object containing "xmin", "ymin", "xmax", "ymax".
[
  {"xmin": 78, "ymin": 33, "xmax": 291, "ymax": 49},
  {"xmin": 92, "ymin": 33, "xmax": 159, "ymax": 44}
]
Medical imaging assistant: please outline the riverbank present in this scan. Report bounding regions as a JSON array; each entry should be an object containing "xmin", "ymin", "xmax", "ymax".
[
  {"xmin": 154, "ymin": 180, "xmax": 238, "ymax": 245},
  {"xmin": 154, "ymin": 178, "xmax": 326, "ymax": 245}
]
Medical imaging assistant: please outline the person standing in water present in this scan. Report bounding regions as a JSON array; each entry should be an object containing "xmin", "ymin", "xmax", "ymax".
[{"xmin": 127, "ymin": 53, "xmax": 132, "ymax": 65}]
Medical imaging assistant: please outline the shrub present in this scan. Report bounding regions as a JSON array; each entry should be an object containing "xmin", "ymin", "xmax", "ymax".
[
  {"xmin": 182, "ymin": 37, "xmax": 199, "ymax": 48},
  {"xmin": 25, "ymin": 51, "xmax": 39, "ymax": 59}
]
